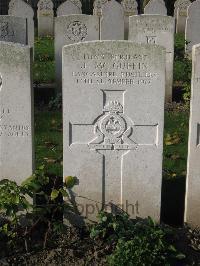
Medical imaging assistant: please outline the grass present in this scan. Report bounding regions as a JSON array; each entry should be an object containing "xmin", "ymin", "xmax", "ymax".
[
  {"xmin": 34, "ymin": 37, "xmax": 54, "ymax": 61},
  {"xmin": 33, "ymin": 61, "xmax": 55, "ymax": 84},
  {"xmin": 34, "ymin": 37, "xmax": 55, "ymax": 83},
  {"xmin": 35, "ymin": 110, "xmax": 62, "ymax": 177},
  {"xmin": 174, "ymin": 34, "xmax": 192, "ymax": 85},
  {"xmin": 163, "ymin": 110, "xmax": 189, "ymax": 179},
  {"xmin": 162, "ymin": 109, "xmax": 189, "ymax": 225}
]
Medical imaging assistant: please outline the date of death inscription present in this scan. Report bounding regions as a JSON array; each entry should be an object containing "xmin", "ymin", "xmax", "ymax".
[{"xmin": 70, "ymin": 53, "xmax": 158, "ymax": 85}]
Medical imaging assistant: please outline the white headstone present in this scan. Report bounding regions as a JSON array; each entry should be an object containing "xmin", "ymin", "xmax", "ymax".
[
  {"xmin": 63, "ymin": 41, "xmax": 166, "ymax": 221},
  {"xmin": 185, "ymin": 43, "xmax": 200, "ymax": 228},
  {"xmin": 55, "ymin": 14, "xmax": 99, "ymax": 88},
  {"xmin": 37, "ymin": 0, "xmax": 54, "ymax": 37},
  {"xmin": 93, "ymin": 0, "xmax": 108, "ymax": 16},
  {"xmin": 174, "ymin": 0, "xmax": 191, "ymax": 20},
  {"xmin": 0, "ymin": 15, "xmax": 27, "ymax": 45},
  {"xmin": 174, "ymin": 0, "xmax": 183, "ymax": 18},
  {"xmin": 175, "ymin": 0, "xmax": 191, "ymax": 34},
  {"xmin": 185, "ymin": 0, "xmax": 200, "ymax": 54},
  {"xmin": 129, "ymin": 15, "xmax": 175, "ymax": 102},
  {"xmin": 0, "ymin": 42, "xmax": 34, "ymax": 184},
  {"xmin": 57, "ymin": 0, "xmax": 82, "ymax": 16},
  {"xmin": 8, "ymin": 0, "xmax": 34, "ymax": 47},
  {"xmin": 100, "ymin": 0, "xmax": 124, "ymax": 40},
  {"xmin": 144, "ymin": 0, "xmax": 167, "ymax": 15},
  {"xmin": 121, "ymin": 0, "xmax": 138, "ymax": 40}
]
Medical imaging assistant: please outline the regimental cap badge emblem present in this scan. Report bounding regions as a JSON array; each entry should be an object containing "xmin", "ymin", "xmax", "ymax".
[
  {"xmin": 89, "ymin": 100, "xmax": 137, "ymax": 151},
  {"xmin": 66, "ymin": 21, "xmax": 87, "ymax": 42},
  {"xmin": 101, "ymin": 101, "xmax": 126, "ymax": 141}
]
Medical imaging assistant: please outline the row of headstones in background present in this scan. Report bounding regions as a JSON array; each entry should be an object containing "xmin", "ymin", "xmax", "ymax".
[
  {"xmin": 144, "ymin": 0, "xmax": 167, "ymax": 15},
  {"xmin": 57, "ymin": 0, "xmax": 82, "ymax": 16},
  {"xmin": 174, "ymin": 0, "xmax": 200, "ymax": 57},
  {"xmin": 0, "ymin": 39, "xmax": 200, "ymax": 228},
  {"xmin": 8, "ymin": 0, "xmax": 34, "ymax": 48},
  {"xmin": 37, "ymin": 0, "xmax": 138, "ymax": 38},
  {"xmin": 37, "ymin": 0, "xmax": 83, "ymax": 37},
  {"xmin": 174, "ymin": 0, "xmax": 200, "ymax": 55},
  {"xmin": 128, "ymin": 15, "xmax": 175, "ymax": 103},
  {"xmin": 37, "ymin": 0, "xmax": 54, "ymax": 37},
  {"xmin": 139, "ymin": 0, "xmax": 200, "ymax": 62},
  {"xmin": 4, "ymin": 0, "xmax": 177, "ymax": 42},
  {"xmin": 54, "ymin": 0, "xmax": 138, "ymax": 91},
  {"xmin": 93, "ymin": 0, "xmax": 138, "ymax": 40},
  {"xmin": 93, "ymin": 0, "xmax": 124, "ymax": 40},
  {"xmin": 38, "ymin": 0, "xmax": 178, "ymax": 40},
  {"xmin": 55, "ymin": 14, "xmax": 175, "ymax": 102},
  {"xmin": 174, "ymin": 0, "xmax": 191, "ymax": 34},
  {"xmin": 55, "ymin": 15, "xmax": 99, "ymax": 89},
  {"xmin": 0, "ymin": 42, "xmax": 34, "ymax": 184}
]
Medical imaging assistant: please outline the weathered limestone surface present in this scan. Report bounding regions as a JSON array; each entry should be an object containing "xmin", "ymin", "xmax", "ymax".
[
  {"xmin": 37, "ymin": 0, "xmax": 54, "ymax": 37},
  {"xmin": 57, "ymin": 0, "xmax": 82, "ymax": 16},
  {"xmin": 185, "ymin": 44, "xmax": 200, "ymax": 228},
  {"xmin": 175, "ymin": 0, "xmax": 191, "ymax": 34},
  {"xmin": 100, "ymin": 0, "xmax": 124, "ymax": 40},
  {"xmin": 93, "ymin": 0, "xmax": 108, "ymax": 16},
  {"xmin": 8, "ymin": 0, "xmax": 34, "ymax": 47},
  {"xmin": 121, "ymin": 0, "xmax": 138, "ymax": 40},
  {"xmin": 144, "ymin": 0, "xmax": 167, "ymax": 15},
  {"xmin": 129, "ymin": 15, "xmax": 175, "ymax": 102},
  {"xmin": 0, "ymin": 42, "xmax": 34, "ymax": 184},
  {"xmin": 0, "ymin": 15, "xmax": 27, "ymax": 45},
  {"xmin": 185, "ymin": 0, "xmax": 200, "ymax": 54},
  {"xmin": 63, "ymin": 41, "xmax": 165, "ymax": 221},
  {"xmin": 55, "ymin": 15, "xmax": 99, "ymax": 88}
]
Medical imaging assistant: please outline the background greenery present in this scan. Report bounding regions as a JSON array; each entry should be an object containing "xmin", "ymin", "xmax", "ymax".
[{"xmin": 34, "ymin": 37, "xmax": 55, "ymax": 84}]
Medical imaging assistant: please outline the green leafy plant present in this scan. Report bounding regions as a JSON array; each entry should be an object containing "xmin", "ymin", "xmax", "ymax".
[
  {"xmin": 33, "ymin": 37, "xmax": 55, "ymax": 83},
  {"xmin": 90, "ymin": 211, "xmax": 134, "ymax": 240},
  {"xmin": 91, "ymin": 212, "xmax": 185, "ymax": 265},
  {"xmin": 174, "ymin": 33, "xmax": 192, "ymax": 102},
  {"xmin": 108, "ymin": 237, "xmax": 185, "ymax": 266},
  {"xmin": 174, "ymin": 33, "xmax": 186, "ymax": 61},
  {"xmin": 182, "ymin": 83, "xmax": 191, "ymax": 103},
  {"xmin": 0, "ymin": 165, "xmax": 77, "ymax": 252},
  {"xmin": 33, "ymin": 61, "xmax": 55, "ymax": 83},
  {"xmin": 0, "ymin": 179, "xmax": 32, "ymax": 254},
  {"xmin": 34, "ymin": 37, "xmax": 54, "ymax": 62},
  {"xmin": 0, "ymin": 179, "xmax": 31, "ymax": 224},
  {"xmin": 22, "ymin": 165, "xmax": 77, "ymax": 248}
]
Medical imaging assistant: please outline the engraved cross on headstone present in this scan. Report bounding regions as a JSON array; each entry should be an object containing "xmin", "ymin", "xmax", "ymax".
[{"xmin": 69, "ymin": 90, "xmax": 158, "ymax": 207}]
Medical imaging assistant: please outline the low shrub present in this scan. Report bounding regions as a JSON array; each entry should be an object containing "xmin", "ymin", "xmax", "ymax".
[
  {"xmin": 0, "ymin": 165, "xmax": 77, "ymax": 254},
  {"xmin": 91, "ymin": 212, "xmax": 185, "ymax": 265}
]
